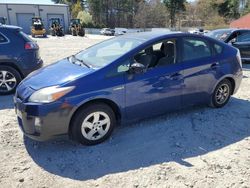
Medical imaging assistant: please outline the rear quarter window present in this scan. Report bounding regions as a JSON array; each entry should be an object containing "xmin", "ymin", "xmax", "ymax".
[{"xmin": 213, "ymin": 43, "xmax": 223, "ymax": 55}]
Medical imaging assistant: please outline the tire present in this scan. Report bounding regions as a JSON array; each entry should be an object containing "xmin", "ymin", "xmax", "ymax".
[
  {"xmin": 71, "ymin": 103, "xmax": 116, "ymax": 145},
  {"xmin": 0, "ymin": 65, "xmax": 22, "ymax": 95},
  {"xmin": 78, "ymin": 31, "xmax": 84, "ymax": 37},
  {"xmin": 72, "ymin": 30, "xmax": 77, "ymax": 36},
  {"xmin": 51, "ymin": 30, "xmax": 56, "ymax": 36},
  {"xmin": 211, "ymin": 79, "xmax": 232, "ymax": 108}
]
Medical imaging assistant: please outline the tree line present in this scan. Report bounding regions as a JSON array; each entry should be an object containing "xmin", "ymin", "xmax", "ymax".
[{"xmin": 52, "ymin": 0, "xmax": 250, "ymax": 29}]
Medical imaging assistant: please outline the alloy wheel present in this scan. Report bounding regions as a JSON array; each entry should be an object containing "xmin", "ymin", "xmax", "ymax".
[
  {"xmin": 81, "ymin": 111, "xmax": 111, "ymax": 141},
  {"xmin": 215, "ymin": 83, "xmax": 230, "ymax": 104},
  {"xmin": 0, "ymin": 70, "xmax": 17, "ymax": 92}
]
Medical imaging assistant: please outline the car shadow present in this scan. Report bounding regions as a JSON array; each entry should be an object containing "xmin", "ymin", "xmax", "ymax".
[
  {"xmin": 0, "ymin": 95, "xmax": 14, "ymax": 110},
  {"xmin": 24, "ymin": 97, "xmax": 250, "ymax": 181}
]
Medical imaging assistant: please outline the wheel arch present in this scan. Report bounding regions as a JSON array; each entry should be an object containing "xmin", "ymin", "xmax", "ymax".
[
  {"xmin": 0, "ymin": 62, "xmax": 24, "ymax": 78},
  {"xmin": 225, "ymin": 77, "xmax": 235, "ymax": 95},
  {"xmin": 212, "ymin": 75, "xmax": 236, "ymax": 95},
  {"xmin": 68, "ymin": 98, "xmax": 122, "ymax": 134}
]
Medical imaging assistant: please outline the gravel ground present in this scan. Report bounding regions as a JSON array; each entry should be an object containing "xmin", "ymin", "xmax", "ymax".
[{"xmin": 0, "ymin": 34, "xmax": 250, "ymax": 188}]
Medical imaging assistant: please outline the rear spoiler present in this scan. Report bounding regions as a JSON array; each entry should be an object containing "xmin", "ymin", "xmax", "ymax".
[{"xmin": 0, "ymin": 24, "xmax": 22, "ymax": 31}]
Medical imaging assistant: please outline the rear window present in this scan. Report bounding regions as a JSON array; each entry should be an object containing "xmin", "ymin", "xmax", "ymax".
[{"xmin": 0, "ymin": 33, "xmax": 8, "ymax": 43}]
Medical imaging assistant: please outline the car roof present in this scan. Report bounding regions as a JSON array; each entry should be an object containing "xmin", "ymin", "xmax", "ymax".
[
  {"xmin": 119, "ymin": 31, "xmax": 202, "ymax": 41},
  {"xmin": 0, "ymin": 24, "xmax": 21, "ymax": 30},
  {"xmin": 212, "ymin": 28, "xmax": 250, "ymax": 32}
]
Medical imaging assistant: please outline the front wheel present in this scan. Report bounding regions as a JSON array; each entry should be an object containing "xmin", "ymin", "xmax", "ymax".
[
  {"xmin": 211, "ymin": 79, "xmax": 232, "ymax": 108},
  {"xmin": 0, "ymin": 66, "xmax": 22, "ymax": 95},
  {"xmin": 71, "ymin": 103, "xmax": 116, "ymax": 145},
  {"xmin": 51, "ymin": 30, "xmax": 56, "ymax": 36}
]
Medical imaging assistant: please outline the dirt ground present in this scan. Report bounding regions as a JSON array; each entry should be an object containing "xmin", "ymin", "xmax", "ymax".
[{"xmin": 0, "ymin": 35, "xmax": 249, "ymax": 188}]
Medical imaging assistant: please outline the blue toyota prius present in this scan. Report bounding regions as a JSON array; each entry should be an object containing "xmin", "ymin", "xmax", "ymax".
[{"xmin": 14, "ymin": 32, "xmax": 243, "ymax": 145}]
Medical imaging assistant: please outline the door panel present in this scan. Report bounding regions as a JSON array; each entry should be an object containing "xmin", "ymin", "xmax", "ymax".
[
  {"xmin": 181, "ymin": 37, "xmax": 218, "ymax": 106},
  {"xmin": 16, "ymin": 13, "xmax": 34, "ymax": 34},
  {"xmin": 125, "ymin": 64, "xmax": 183, "ymax": 120},
  {"xmin": 233, "ymin": 42, "xmax": 250, "ymax": 60},
  {"xmin": 181, "ymin": 57, "xmax": 219, "ymax": 106},
  {"xmin": 233, "ymin": 32, "xmax": 250, "ymax": 60}
]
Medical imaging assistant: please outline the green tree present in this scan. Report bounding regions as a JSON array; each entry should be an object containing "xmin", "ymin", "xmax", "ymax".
[
  {"xmin": 87, "ymin": 0, "xmax": 143, "ymax": 28},
  {"xmin": 77, "ymin": 11, "xmax": 93, "ymax": 26},
  {"xmin": 51, "ymin": 0, "xmax": 85, "ymax": 15},
  {"xmin": 217, "ymin": 0, "xmax": 240, "ymax": 20},
  {"xmin": 134, "ymin": 0, "xmax": 168, "ymax": 28},
  {"xmin": 163, "ymin": 0, "xmax": 186, "ymax": 28},
  {"xmin": 184, "ymin": 0, "xmax": 227, "ymax": 30},
  {"xmin": 71, "ymin": 0, "xmax": 83, "ymax": 18},
  {"xmin": 242, "ymin": 1, "xmax": 250, "ymax": 15}
]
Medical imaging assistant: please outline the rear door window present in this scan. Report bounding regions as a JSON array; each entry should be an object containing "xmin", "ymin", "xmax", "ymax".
[
  {"xmin": 237, "ymin": 32, "xmax": 250, "ymax": 42},
  {"xmin": 182, "ymin": 38, "xmax": 212, "ymax": 61}
]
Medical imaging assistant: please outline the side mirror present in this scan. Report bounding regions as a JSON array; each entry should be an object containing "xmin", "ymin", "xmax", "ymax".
[{"xmin": 129, "ymin": 62, "xmax": 145, "ymax": 74}]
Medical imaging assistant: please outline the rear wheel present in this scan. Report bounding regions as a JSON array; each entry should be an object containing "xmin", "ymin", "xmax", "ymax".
[
  {"xmin": 72, "ymin": 30, "xmax": 77, "ymax": 36},
  {"xmin": 211, "ymin": 79, "xmax": 232, "ymax": 108},
  {"xmin": 0, "ymin": 66, "xmax": 22, "ymax": 95},
  {"xmin": 71, "ymin": 103, "xmax": 116, "ymax": 145},
  {"xmin": 51, "ymin": 30, "xmax": 56, "ymax": 36}
]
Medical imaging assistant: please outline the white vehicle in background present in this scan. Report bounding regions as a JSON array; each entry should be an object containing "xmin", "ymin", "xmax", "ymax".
[
  {"xmin": 189, "ymin": 28, "xmax": 209, "ymax": 35},
  {"xmin": 114, "ymin": 28, "xmax": 128, "ymax": 36},
  {"xmin": 100, "ymin": 28, "xmax": 115, "ymax": 36},
  {"xmin": 151, "ymin": 28, "xmax": 171, "ymax": 33}
]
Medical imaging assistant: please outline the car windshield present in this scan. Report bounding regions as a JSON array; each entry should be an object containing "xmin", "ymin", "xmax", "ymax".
[
  {"xmin": 206, "ymin": 29, "xmax": 233, "ymax": 41},
  {"xmin": 74, "ymin": 37, "xmax": 143, "ymax": 68}
]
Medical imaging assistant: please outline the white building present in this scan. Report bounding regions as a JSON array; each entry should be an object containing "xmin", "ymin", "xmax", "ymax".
[{"xmin": 0, "ymin": 2, "xmax": 70, "ymax": 34}]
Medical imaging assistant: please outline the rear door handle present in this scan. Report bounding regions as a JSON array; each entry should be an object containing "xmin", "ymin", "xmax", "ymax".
[
  {"xmin": 211, "ymin": 62, "xmax": 220, "ymax": 69},
  {"xmin": 170, "ymin": 72, "xmax": 182, "ymax": 80}
]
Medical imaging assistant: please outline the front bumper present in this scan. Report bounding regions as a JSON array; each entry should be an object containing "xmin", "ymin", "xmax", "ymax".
[{"xmin": 14, "ymin": 96, "xmax": 73, "ymax": 141}]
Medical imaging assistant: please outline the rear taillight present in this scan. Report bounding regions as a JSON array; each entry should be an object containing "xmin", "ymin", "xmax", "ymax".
[
  {"xmin": 236, "ymin": 50, "xmax": 242, "ymax": 67},
  {"xmin": 25, "ymin": 42, "xmax": 38, "ymax": 50}
]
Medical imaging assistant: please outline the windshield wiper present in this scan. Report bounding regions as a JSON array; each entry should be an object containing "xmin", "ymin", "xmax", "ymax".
[{"xmin": 71, "ymin": 55, "xmax": 91, "ymax": 68}]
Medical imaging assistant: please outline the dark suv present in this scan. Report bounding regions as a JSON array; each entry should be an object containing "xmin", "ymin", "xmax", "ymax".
[
  {"xmin": 207, "ymin": 28, "xmax": 250, "ymax": 62},
  {"xmin": 0, "ymin": 25, "xmax": 43, "ymax": 94}
]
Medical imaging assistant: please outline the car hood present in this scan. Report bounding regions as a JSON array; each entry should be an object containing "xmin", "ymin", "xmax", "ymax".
[{"xmin": 19, "ymin": 58, "xmax": 93, "ymax": 91}]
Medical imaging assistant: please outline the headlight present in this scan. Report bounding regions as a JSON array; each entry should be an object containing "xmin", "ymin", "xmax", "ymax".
[{"xmin": 29, "ymin": 86, "xmax": 75, "ymax": 103}]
